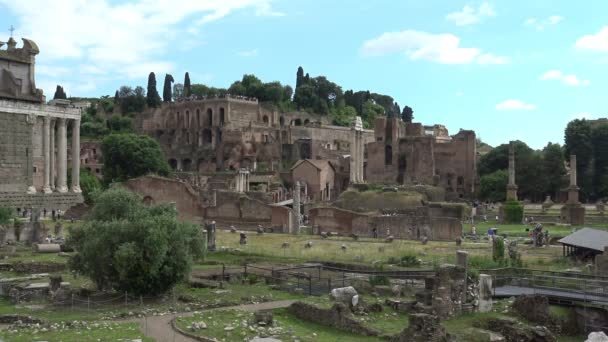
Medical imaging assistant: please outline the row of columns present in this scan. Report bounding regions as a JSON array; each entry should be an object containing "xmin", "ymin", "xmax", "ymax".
[{"xmin": 29, "ymin": 117, "xmax": 80, "ymax": 194}]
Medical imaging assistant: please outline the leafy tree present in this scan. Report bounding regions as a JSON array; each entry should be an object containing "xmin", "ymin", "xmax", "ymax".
[
  {"xmin": 107, "ymin": 115, "xmax": 133, "ymax": 133},
  {"xmin": 117, "ymin": 86, "xmax": 145, "ymax": 114},
  {"xmin": 101, "ymin": 133, "xmax": 170, "ymax": 185},
  {"xmin": 402, "ymin": 106, "xmax": 414, "ymax": 123},
  {"xmin": 79, "ymin": 168, "xmax": 102, "ymax": 204},
  {"xmin": 80, "ymin": 113, "xmax": 109, "ymax": 138},
  {"xmin": 53, "ymin": 85, "xmax": 67, "ymax": 100},
  {"xmin": 361, "ymin": 99, "xmax": 384, "ymax": 128},
  {"xmin": 184, "ymin": 72, "xmax": 191, "ymax": 98},
  {"xmin": 191, "ymin": 84, "xmax": 227, "ymax": 97},
  {"xmin": 163, "ymin": 74, "xmax": 174, "ymax": 102},
  {"xmin": 114, "ymin": 91, "xmax": 119, "ymax": 104},
  {"xmin": 146, "ymin": 72, "xmax": 161, "ymax": 108},
  {"xmin": 330, "ymin": 106, "xmax": 357, "ymax": 127},
  {"xmin": 564, "ymin": 119, "xmax": 593, "ymax": 198},
  {"xmin": 478, "ymin": 141, "xmax": 544, "ymax": 201},
  {"xmin": 541, "ymin": 143, "xmax": 566, "ymax": 199},
  {"xmin": 479, "ymin": 170, "xmax": 508, "ymax": 202},
  {"xmin": 173, "ymin": 83, "xmax": 184, "ymax": 101},
  {"xmin": 296, "ymin": 66, "xmax": 304, "ymax": 89},
  {"xmin": 0, "ymin": 207, "xmax": 13, "ymax": 226},
  {"xmin": 67, "ymin": 187, "xmax": 205, "ymax": 295},
  {"xmin": 592, "ymin": 123, "xmax": 608, "ymax": 198}
]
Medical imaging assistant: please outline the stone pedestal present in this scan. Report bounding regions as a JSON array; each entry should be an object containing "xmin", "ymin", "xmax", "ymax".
[
  {"xmin": 478, "ymin": 274, "xmax": 493, "ymax": 312},
  {"xmin": 506, "ymin": 184, "xmax": 518, "ymax": 202},
  {"xmin": 560, "ymin": 203, "xmax": 585, "ymax": 225}
]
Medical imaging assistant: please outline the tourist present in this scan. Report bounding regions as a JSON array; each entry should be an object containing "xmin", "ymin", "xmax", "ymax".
[
  {"xmin": 372, "ymin": 227, "xmax": 378, "ymax": 238},
  {"xmin": 488, "ymin": 227, "xmax": 495, "ymax": 242},
  {"xmin": 471, "ymin": 226, "xmax": 476, "ymax": 235}
]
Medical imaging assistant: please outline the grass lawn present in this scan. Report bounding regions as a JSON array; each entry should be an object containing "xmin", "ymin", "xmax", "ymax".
[
  {"xmin": 212, "ymin": 230, "xmax": 578, "ymax": 272},
  {"xmin": 0, "ymin": 322, "xmax": 153, "ymax": 342},
  {"xmin": 464, "ymin": 221, "xmax": 608, "ymax": 238}
]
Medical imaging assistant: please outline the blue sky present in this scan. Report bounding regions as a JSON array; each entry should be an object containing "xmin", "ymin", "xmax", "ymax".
[{"xmin": 1, "ymin": 0, "xmax": 608, "ymax": 149}]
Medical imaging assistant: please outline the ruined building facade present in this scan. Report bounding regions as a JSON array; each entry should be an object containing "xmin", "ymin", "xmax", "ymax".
[
  {"xmin": 135, "ymin": 92, "xmax": 476, "ymax": 199},
  {"xmin": 0, "ymin": 37, "xmax": 83, "ymax": 211},
  {"xmin": 366, "ymin": 117, "xmax": 477, "ymax": 198}
]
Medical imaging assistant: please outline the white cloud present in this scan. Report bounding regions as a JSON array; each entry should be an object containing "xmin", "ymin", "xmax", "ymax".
[
  {"xmin": 360, "ymin": 30, "xmax": 508, "ymax": 65},
  {"xmin": 540, "ymin": 70, "xmax": 590, "ymax": 86},
  {"xmin": 0, "ymin": 0, "xmax": 282, "ymax": 95},
  {"xmin": 575, "ymin": 27, "xmax": 608, "ymax": 52},
  {"xmin": 237, "ymin": 49, "xmax": 259, "ymax": 57},
  {"xmin": 495, "ymin": 99, "xmax": 536, "ymax": 111},
  {"xmin": 524, "ymin": 15, "xmax": 563, "ymax": 30},
  {"xmin": 446, "ymin": 2, "xmax": 496, "ymax": 26}
]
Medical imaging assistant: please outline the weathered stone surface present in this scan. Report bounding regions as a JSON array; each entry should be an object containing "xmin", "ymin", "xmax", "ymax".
[
  {"xmin": 512, "ymin": 295, "xmax": 550, "ymax": 324},
  {"xmin": 12, "ymin": 261, "xmax": 65, "ymax": 273},
  {"xmin": 484, "ymin": 317, "xmax": 556, "ymax": 342},
  {"xmin": 288, "ymin": 301, "xmax": 380, "ymax": 336},
  {"xmin": 330, "ymin": 286, "xmax": 358, "ymax": 305},
  {"xmin": 253, "ymin": 311, "xmax": 274, "ymax": 326},
  {"xmin": 586, "ymin": 331, "xmax": 608, "ymax": 342},
  {"xmin": 390, "ymin": 313, "xmax": 448, "ymax": 342}
]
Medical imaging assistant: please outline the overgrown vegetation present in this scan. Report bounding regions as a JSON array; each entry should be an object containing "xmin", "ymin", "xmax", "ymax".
[
  {"xmin": 67, "ymin": 188, "xmax": 205, "ymax": 295},
  {"xmin": 502, "ymin": 200, "xmax": 524, "ymax": 223}
]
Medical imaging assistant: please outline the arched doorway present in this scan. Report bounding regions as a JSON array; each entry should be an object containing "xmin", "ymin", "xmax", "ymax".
[{"xmin": 169, "ymin": 158, "xmax": 178, "ymax": 170}]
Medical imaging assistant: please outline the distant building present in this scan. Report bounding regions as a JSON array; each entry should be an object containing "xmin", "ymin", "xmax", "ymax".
[{"xmin": 291, "ymin": 159, "xmax": 335, "ymax": 202}]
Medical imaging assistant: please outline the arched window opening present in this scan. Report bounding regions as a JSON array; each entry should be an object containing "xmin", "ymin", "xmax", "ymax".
[{"xmin": 385, "ymin": 145, "xmax": 393, "ymax": 165}]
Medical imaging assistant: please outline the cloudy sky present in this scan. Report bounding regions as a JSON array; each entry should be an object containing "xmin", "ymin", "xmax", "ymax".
[{"xmin": 1, "ymin": 0, "xmax": 608, "ymax": 149}]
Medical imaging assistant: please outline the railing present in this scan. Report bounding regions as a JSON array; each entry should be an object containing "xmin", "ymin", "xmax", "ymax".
[{"xmin": 481, "ymin": 267, "xmax": 608, "ymax": 305}]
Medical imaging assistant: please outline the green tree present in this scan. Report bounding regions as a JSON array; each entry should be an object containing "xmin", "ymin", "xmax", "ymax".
[
  {"xmin": 101, "ymin": 133, "xmax": 170, "ymax": 185},
  {"xmin": 162, "ymin": 74, "xmax": 174, "ymax": 102},
  {"xmin": 564, "ymin": 119, "xmax": 593, "ymax": 199},
  {"xmin": 541, "ymin": 143, "xmax": 566, "ymax": 199},
  {"xmin": 53, "ymin": 85, "xmax": 67, "ymax": 100},
  {"xmin": 184, "ymin": 72, "xmax": 191, "ymax": 98},
  {"xmin": 0, "ymin": 207, "xmax": 13, "ymax": 225},
  {"xmin": 402, "ymin": 106, "xmax": 414, "ymax": 123},
  {"xmin": 146, "ymin": 72, "xmax": 161, "ymax": 108},
  {"xmin": 107, "ymin": 115, "xmax": 133, "ymax": 133},
  {"xmin": 172, "ymin": 83, "xmax": 184, "ymax": 101},
  {"xmin": 79, "ymin": 168, "xmax": 102, "ymax": 204},
  {"xmin": 330, "ymin": 106, "xmax": 357, "ymax": 127},
  {"xmin": 114, "ymin": 91, "xmax": 119, "ymax": 104},
  {"xmin": 67, "ymin": 187, "xmax": 205, "ymax": 295},
  {"xmin": 592, "ymin": 123, "xmax": 608, "ymax": 198},
  {"xmin": 479, "ymin": 169, "xmax": 508, "ymax": 202},
  {"xmin": 361, "ymin": 99, "xmax": 384, "ymax": 128}
]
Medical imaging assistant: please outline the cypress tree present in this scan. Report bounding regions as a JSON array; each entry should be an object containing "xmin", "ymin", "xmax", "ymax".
[
  {"xmin": 53, "ymin": 85, "xmax": 67, "ymax": 100},
  {"xmin": 114, "ymin": 90, "xmax": 120, "ymax": 104},
  {"xmin": 401, "ymin": 106, "xmax": 414, "ymax": 123},
  {"xmin": 146, "ymin": 72, "xmax": 161, "ymax": 108},
  {"xmin": 184, "ymin": 72, "xmax": 191, "ymax": 98},
  {"xmin": 163, "ymin": 74, "xmax": 174, "ymax": 102},
  {"xmin": 296, "ymin": 66, "xmax": 304, "ymax": 89}
]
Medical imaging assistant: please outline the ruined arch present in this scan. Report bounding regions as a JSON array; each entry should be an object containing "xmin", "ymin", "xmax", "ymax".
[
  {"xmin": 220, "ymin": 107, "xmax": 225, "ymax": 126},
  {"xmin": 263, "ymin": 115, "xmax": 269, "ymax": 124},
  {"xmin": 294, "ymin": 118, "xmax": 302, "ymax": 126},
  {"xmin": 185, "ymin": 110, "xmax": 190, "ymax": 128},
  {"xmin": 207, "ymin": 108, "xmax": 213, "ymax": 127},
  {"xmin": 196, "ymin": 108, "xmax": 201, "ymax": 127},
  {"xmin": 385, "ymin": 145, "xmax": 393, "ymax": 165},
  {"xmin": 304, "ymin": 119, "xmax": 310, "ymax": 125},
  {"xmin": 182, "ymin": 158, "xmax": 193, "ymax": 172},
  {"xmin": 143, "ymin": 196, "xmax": 154, "ymax": 205},
  {"xmin": 168, "ymin": 158, "xmax": 178, "ymax": 170},
  {"xmin": 279, "ymin": 116, "xmax": 285, "ymax": 126}
]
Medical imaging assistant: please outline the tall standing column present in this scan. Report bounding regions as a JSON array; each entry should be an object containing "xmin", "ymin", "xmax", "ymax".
[
  {"xmin": 292, "ymin": 181, "xmax": 301, "ymax": 235},
  {"xmin": 42, "ymin": 116, "xmax": 52, "ymax": 193},
  {"xmin": 358, "ymin": 131, "xmax": 364, "ymax": 182},
  {"xmin": 50, "ymin": 119, "xmax": 56, "ymax": 190},
  {"xmin": 71, "ymin": 119, "xmax": 81, "ymax": 193},
  {"xmin": 56, "ymin": 118, "xmax": 68, "ymax": 193},
  {"xmin": 506, "ymin": 141, "xmax": 518, "ymax": 201}
]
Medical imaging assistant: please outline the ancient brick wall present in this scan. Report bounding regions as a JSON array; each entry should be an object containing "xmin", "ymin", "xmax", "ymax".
[
  {"xmin": 122, "ymin": 176, "xmax": 203, "ymax": 222},
  {"xmin": 0, "ymin": 112, "xmax": 32, "ymax": 192}
]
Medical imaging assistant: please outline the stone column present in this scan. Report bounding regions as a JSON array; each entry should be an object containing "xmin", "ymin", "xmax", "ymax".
[
  {"xmin": 205, "ymin": 221, "xmax": 216, "ymax": 251},
  {"xmin": 50, "ymin": 119, "xmax": 56, "ymax": 190},
  {"xmin": 358, "ymin": 131, "xmax": 364, "ymax": 182},
  {"xmin": 71, "ymin": 119, "xmax": 81, "ymax": 193},
  {"xmin": 56, "ymin": 118, "xmax": 68, "ymax": 193},
  {"xmin": 292, "ymin": 181, "xmax": 301, "ymax": 235},
  {"xmin": 456, "ymin": 251, "xmax": 469, "ymax": 307},
  {"xmin": 350, "ymin": 116, "xmax": 364, "ymax": 184},
  {"xmin": 567, "ymin": 154, "xmax": 580, "ymax": 204},
  {"xmin": 42, "ymin": 116, "xmax": 52, "ymax": 193},
  {"xmin": 350, "ymin": 126, "xmax": 357, "ymax": 183},
  {"xmin": 506, "ymin": 141, "xmax": 518, "ymax": 201}
]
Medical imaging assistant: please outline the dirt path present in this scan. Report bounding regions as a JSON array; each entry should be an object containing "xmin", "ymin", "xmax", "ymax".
[{"xmin": 132, "ymin": 299, "xmax": 297, "ymax": 342}]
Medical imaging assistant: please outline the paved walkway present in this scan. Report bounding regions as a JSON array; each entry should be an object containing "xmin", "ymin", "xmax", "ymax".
[
  {"xmin": 133, "ymin": 300, "xmax": 298, "ymax": 342},
  {"xmin": 494, "ymin": 285, "xmax": 608, "ymax": 305}
]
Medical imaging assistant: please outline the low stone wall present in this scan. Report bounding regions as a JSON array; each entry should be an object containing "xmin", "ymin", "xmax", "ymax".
[
  {"xmin": 11, "ymin": 261, "xmax": 66, "ymax": 273},
  {"xmin": 287, "ymin": 301, "xmax": 381, "ymax": 336}
]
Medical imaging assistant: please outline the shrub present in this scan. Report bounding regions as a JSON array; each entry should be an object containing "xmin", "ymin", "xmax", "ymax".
[
  {"xmin": 369, "ymin": 275, "xmax": 390, "ymax": 286},
  {"xmin": 400, "ymin": 254, "xmax": 421, "ymax": 267},
  {"xmin": 503, "ymin": 200, "xmax": 524, "ymax": 224},
  {"xmin": 0, "ymin": 207, "xmax": 13, "ymax": 225},
  {"xmin": 493, "ymin": 237, "xmax": 505, "ymax": 262},
  {"xmin": 67, "ymin": 187, "xmax": 205, "ymax": 295}
]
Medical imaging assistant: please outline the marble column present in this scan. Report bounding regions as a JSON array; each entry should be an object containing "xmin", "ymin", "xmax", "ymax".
[
  {"xmin": 569, "ymin": 154, "xmax": 577, "ymax": 187},
  {"xmin": 26, "ymin": 115, "xmax": 37, "ymax": 194},
  {"xmin": 56, "ymin": 118, "xmax": 68, "ymax": 193},
  {"xmin": 506, "ymin": 141, "xmax": 518, "ymax": 201},
  {"xmin": 292, "ymin": 181, "xmax": 301, "ymax": 235},
  {"xmin": 42, "ymin": 116, "xmax": 52, "ymax": 193},
  {"xmin": 71, "ymin": 119, "xmax": 81, "ymax": 193},
  {"xmin": 50, "ymin": 119, "xmax": 56, "ymax": 190}
]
